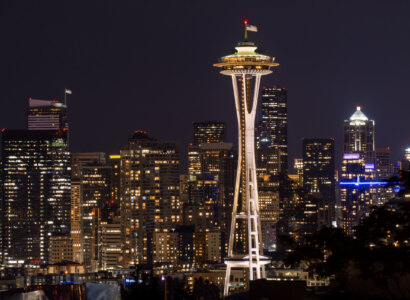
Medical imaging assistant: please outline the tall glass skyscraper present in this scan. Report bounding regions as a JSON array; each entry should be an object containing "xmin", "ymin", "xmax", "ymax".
[
  {"xmin": 340, "ymin": 107, "xmax": 380, "ymax": 234},
  {"xmin": 255, "ymin": 86, "xmax": 288, "ymax": 252},
  {"xmin": 343, "ymin": 106, "xmax": 375, "ymax": 164},
  {"xmin": 257, "ymin": 86, "xmax": 288, "ymax": 173},
  {"xmin": 81, "ymin": 165, "xmax": 112, "ymax": 271},
  {"xmin": 1, "ymin": 130, "xmax": 71, "ymax": 265}
]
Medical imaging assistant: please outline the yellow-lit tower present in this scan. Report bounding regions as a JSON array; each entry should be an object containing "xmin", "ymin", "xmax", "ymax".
[{"xmin": 214, "ymin": 21, "xmax": 279, "ymax": 296}]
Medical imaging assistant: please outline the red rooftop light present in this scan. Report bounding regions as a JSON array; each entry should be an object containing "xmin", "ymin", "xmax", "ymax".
[{"xmin": 244, "ymin": 19, "xmax": 248, "ymax": 25}]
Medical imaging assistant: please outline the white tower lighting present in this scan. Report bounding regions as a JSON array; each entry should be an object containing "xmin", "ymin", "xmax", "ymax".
[{"xmin": 214, "ymin": 21, "xmax": 279, "ymax": 296}]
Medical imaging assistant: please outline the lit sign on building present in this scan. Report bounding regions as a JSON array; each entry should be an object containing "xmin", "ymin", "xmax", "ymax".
[
  {"xmin": 343, "ymin": 153, "xmax": 360, "ymax": 160},
  {"xmin": 364, "ymin": 163, "xmax": 375, "ymax": 169}
]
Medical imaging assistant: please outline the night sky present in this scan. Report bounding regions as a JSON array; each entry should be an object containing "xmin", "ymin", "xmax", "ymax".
[{"xmin": 1, "ymin": 0, "xmax": 410, "ymax": 171}]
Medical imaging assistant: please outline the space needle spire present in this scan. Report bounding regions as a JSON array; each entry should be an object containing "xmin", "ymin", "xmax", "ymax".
[{"xmin": 214, "ymin": 21, "xmax": 279, "ymax": 296}]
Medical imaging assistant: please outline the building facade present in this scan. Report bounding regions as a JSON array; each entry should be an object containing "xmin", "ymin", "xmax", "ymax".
[
  {"xmin": 302, "ymin": 138, "xmax": 335, "ymax": 228},
  {"xmin": 340, "ymin": 106, "xmax": 380, "ymax": 234},
  {"xmin": 1, "ymin": 130, "xmax": 71, "ymax": 265},
  {"xmin": 257, "ymin": 86, "xmax": 288, "ymax": 173},
  {"xmin": 81, "ymin": 165, "xmax": 112, "ymax": 270},
  {"xmin": 343, "ymin": 106, "xmax": 375, "ymax": 164},
  {"xmin": 27, "ymin": 99, "xmax": 68, "ymax": 131},
  {"xmin": 120, "ymin": 131, "xmax": 180, "ymax": 267},
  {"xmin": 193, "ymin": 121, "xmax": 226, "ymax": 145}
]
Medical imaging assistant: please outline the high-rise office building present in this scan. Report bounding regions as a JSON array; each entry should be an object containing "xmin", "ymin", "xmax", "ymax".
[
  {"xmin": 27, "ymin": 99, "xmax": 68, "ymax": 131},
  {"xmin": 81, "ymin": 165, "xmax": 112, "ymax": 271},
  {"xmin": 303, "ymin": 138, "xmax": 336, "ymax": 228},
  {"xmin": 340, "ymin": 153, "xmax": 378, "ymax": 234},
  {"xmin": 2, "ymin": 129, "xmax": 71, "ymax": 265},
  {"xmin": 187, "ymin": 174, "xmax": 220, "ymax": 230},
  {"xmin": 374, "ymin": 148, "xmax": 395, "ymax": 206},
  {"xmin": 256, "ymin": 148, "xmax": 280, "ymax": 252},
  {"xmin": 340, "ymin": 107, "xmax": 381, "ymax": 234},
  {"xmin": 375, "ymin": 147, "xmax": 395, "ymax": 179},
  {"xmin": 187, "ymin": 140, "xmax": 235, "ymax": 262},
  {"xmin": 275, "ymin": 174, "xmax": 307, "ymax": 246},
  {"xmin": 343, "ymin": 106, "xmax": 375, "ymax": 164},
  {"xmin": 255, "ymin": 87, "xmax": 288, "ymax": 252},
  {"xmin": 120, "ymin": 131, "xmax": 180, "ymax": 267},
  {"xmin": 257, "ymin": 86, "xmax": 288, "ymax": 173},
  {"xmin": 193, "ymin": 121, "xmax": 226, "ymax": 145}
]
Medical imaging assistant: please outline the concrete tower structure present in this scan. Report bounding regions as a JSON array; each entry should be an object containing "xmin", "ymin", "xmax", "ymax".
[{"xmin": 214, "ymin": 22, "xmax": 279, "ymax": 296}]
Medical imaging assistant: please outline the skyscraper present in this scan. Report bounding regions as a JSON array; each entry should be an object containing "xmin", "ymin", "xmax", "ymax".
[
  {"xmin": 256, "ymin": 148, "xmax": 280, "ymax": 252},
  {"xmin": 81, "ymin": 165, "xmax": 112, "ymax": 271},
  {"xmin": 214, "ymin": 26, "xmax": 279, "ymax": 295},
  {"xmin": 340, "ymin": 153, "xmax": 378, "ymax": 234},
  {"xmin": 27, "ymin": 98, "xmax": 68, "ymax": 131},
  {"xmin": 302, "ymin": 138, "xmax": 335, "ymax": 228},
  {"xmin": 120, "ymin": 131, "xmax": 180, "ymax": 267},
  {"xmin": 256, "ymin": 87, "xmax": 288, "ymax": 252},
  {"xmin": 187, "ymin": 133, "xmax": 235, "ymax": 263},
  {"xmin": 257, "ymin": 86, "xmax": 288, "ymax": 173},
  {"xmin": 2, "ymin": 129, "xmax": 71, "ymax": 265},
  {"xmin": 340, "ymin": 107, "xmax": 381, "ymax": 234},
  {"xmin": 343, "ymin": 106, "xmax": 375, "ymax": 164},
  {"xmin": 193, "ymin": 121, "xmax": 226, "ymax": 145},
  {"xmin": 71, "ymin": 153, "xmax": 107, "ymax": 265},
  {"xmin": 374, "ymin": 148, "xmax": 395, "ymax": 206}
]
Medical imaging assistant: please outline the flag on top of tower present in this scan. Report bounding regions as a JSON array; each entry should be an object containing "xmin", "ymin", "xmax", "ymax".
[
  {"xmin": 246, "ymin": 24, "xmax": 258, "ymax": 32},
  {"xmin": 65, "ymin": 89, "xmax": 72, "ymax": 95}
]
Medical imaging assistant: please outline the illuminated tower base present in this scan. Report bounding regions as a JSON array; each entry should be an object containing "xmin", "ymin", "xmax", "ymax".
[{"xmin": 214, "ymin": 37, "xmax": 278, "ymax": 296}]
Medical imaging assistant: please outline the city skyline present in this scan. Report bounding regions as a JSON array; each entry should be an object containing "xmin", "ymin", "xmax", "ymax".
[
  {"xmin": 0, "ymin": 3, "xmax": 409, "ymax": 297},
  {"xmin": 1, "ymin": 1, "xmax": 410, "ymax": 169}
]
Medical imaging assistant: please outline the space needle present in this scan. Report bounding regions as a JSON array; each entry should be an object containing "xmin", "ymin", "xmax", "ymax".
[{"xmin": 214, "ymin": 21, "xmax": 279, "ymax": 296}]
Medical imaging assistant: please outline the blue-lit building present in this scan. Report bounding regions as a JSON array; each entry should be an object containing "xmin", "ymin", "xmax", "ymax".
[
  {"xmin": 339, "ymin": 153, "xmax": 383, "ymax": 234},
  {"xmin": 340, "ymin": 107, "xmax": 386, "ymax": 234}
]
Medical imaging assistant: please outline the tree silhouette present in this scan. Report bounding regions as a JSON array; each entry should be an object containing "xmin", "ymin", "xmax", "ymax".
[{"xmin": 282, "ymin": 171, "xmax": 410, "ymax": 299}]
